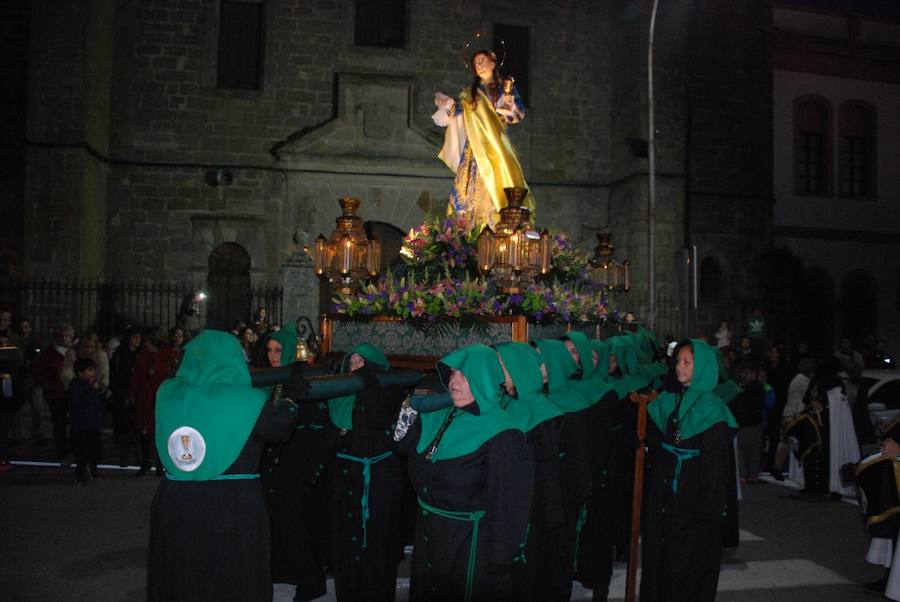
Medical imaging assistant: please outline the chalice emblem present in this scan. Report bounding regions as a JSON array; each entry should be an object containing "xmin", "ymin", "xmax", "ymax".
[{"xmin": 180, "ymin": 434, "xmax": 193, "ymax": 461}]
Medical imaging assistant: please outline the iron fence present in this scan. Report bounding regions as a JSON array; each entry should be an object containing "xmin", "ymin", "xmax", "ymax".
[{"xmin": 0, "ymin": 278, "xmax": 283, "ymax": 343}]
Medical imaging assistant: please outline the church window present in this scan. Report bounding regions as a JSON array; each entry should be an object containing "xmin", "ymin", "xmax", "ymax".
[
  {"xmin": 217, "ymin": 0, "xmax": 265, "ymax": 90},
  {"xmin": 355, "ymin": 0, "xmax": 405, "ymax": 48},
  {"xmin": 839, "ymin": 101, "xmax": 876, "ymax": 198},
  {"xmin": 793, "ymin": 96, "xmax": 831, "ymax": 195}
]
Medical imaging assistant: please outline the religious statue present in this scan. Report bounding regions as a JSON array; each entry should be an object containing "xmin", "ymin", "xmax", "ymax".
[{"xmin": 432, "ymin": 46, "xmax": 535, "ymax": 229}]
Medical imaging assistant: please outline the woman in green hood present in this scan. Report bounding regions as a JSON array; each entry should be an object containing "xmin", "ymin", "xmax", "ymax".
[
  {"xmin": 148, "ymin": 330, "xmax": 307, "ymax": 602},
  {"xmin": 393, "ymin": 343, "xmax": 533, "ymax": 602},
  {"xmin": 640, "ymin": 339, "xmax": 737, "ymax": 602},
  {"xmin": 494, "ymin": 342, "xmax": 567, "ymax": 602},
  {"xmin": 577, "ymin": 337, "xmax": 632, "ymax": 601},
  {"xmin": 534, "ymin": 338, "xmax": 597, "ymax": 601},
  {"xmin": 327, "ymin": 343, "xmax": 405, "ymax": 602},
  {"xmin": 258, "ymin": 326, "xmax": 333, "ymax": 602}
]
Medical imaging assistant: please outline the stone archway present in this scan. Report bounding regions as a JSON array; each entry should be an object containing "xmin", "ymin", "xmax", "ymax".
[
  {"xmin": 799, "ymin": 266, "xmax": 836, "ymax": 357},
  {"xmin": 840, "ymin": 269, "xmax": 877, "ymax": 345},
  {"xmin": 207, "ymin": 242, "xmax": 251, "ymax": 328}
]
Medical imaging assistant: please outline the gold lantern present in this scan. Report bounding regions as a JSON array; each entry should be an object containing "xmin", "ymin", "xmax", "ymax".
[
  {"xmin": 476, "ymin": 187, "xmax": 551, "ymax": 294},
  {"xmin": 588, "ymin": 232, "xmax": 630, "ymax": 292},
  {"xmin": 314, "ymin": 197, "xmax": 381, "ymax": 295}
]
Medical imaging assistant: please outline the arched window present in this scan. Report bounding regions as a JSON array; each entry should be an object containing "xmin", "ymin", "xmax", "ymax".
[
  {"xmin": 793, "ymin": 96, "xmax": 831, "ymax": 195},
  {"xmin": 839, "ymin": 101, "xmax": 876, "ymax": 198},
  {"xmin": 699, "ymin": 256, "xmax": 723, "ymax": 303},
  {"xmin": 207, "ymin": 242, "xmax": 252, "ymax": 327}
]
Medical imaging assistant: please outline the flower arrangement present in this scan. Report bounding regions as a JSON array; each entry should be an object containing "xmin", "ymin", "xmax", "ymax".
[{"xmin": 331, "ymin": 214, "xmax": 617, "ymax": 329}]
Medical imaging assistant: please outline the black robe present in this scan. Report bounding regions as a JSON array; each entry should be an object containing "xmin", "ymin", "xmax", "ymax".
[
  {"xmin": 510, "ymin": 415, "xmax": 567, "ymax": 602},
  {"xmin": 545, "ymin": 405, "xmax": 596, "ymax": 602},
  {"xmin": 331, "ymin": 368, "xmax": 406, "ymax": 602},
  {"xmin": 396, "ymin": 418, "xmax": 534, "ymax": 602},
  {"xmin": 576, "ymin": 390, "xmax": 625, "ymax": 601},
  {"xmin": 639, "ymin": 413, "xmax": 735, "ymax": 602},
  {"xmin": 260, "ymin": 399, "xmax": 337, "ymax": 601},
  {"xmin": 148, "ymin": 398, "xmax": 296, "ymax": 602}
]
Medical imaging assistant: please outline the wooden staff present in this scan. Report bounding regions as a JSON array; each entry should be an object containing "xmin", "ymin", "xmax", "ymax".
[{"xmin": 625, "ymin": 390, "xmax": 657, "ymax": 602}]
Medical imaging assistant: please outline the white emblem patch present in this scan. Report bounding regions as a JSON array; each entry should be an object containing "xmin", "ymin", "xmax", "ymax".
[{"xmin": 167, "ymin": 426, "xmax": 206, "ymax": 472}]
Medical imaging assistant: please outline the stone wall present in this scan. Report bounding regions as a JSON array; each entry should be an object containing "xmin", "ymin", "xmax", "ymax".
[{"xmin": 22, "ymin": 0, "xmax": 775, "ymax": 328}]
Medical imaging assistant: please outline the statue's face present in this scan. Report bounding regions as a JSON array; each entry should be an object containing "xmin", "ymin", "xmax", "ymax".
[{"xmin": 472, "ymin": 53, "xmax": 495, "ymax": 82}]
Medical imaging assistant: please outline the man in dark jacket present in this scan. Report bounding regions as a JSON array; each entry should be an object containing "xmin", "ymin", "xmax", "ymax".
[{"xmin": 729, "ymin": 362, "xmax": 765, "ymax": 483}]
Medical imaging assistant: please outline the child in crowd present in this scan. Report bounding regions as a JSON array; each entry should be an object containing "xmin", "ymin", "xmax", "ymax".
[{"xmin": 69, "ymin": 357, "xmax": 104, "ymax": 484}]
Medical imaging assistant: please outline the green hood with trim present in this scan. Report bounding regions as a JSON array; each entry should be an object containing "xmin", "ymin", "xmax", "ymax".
[
  {"xmin": 495, "ymin": 342, "xmax": 563, "ymax": 432},
  {"xmin": 647, "ymin": 338, "xmax": 737, "ymax": 440},
  {"xmin": 156, "ymin": 330, "xmax": 269, "ymax": 481},
  {"xmin": 328, "ymin": 343, "xmax": 390, "ymax": 431},
  {"xmin": 535, "ymin": 339, "xmax": 592, "ymax": 413},
  {"xmin": 416, "ymin": 344, "xmax": 516, "ymax": 460}
]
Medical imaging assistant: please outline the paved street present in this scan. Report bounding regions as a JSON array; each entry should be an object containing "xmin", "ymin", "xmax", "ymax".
[{"xmin": 0, "ymin": 441, "xmax": 888, "ymax": 602}]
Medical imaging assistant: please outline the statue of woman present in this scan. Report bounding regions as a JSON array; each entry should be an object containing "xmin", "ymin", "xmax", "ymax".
[{"xmin": 432, "ymin": 49, "xmax": 535, "ymax": 229}]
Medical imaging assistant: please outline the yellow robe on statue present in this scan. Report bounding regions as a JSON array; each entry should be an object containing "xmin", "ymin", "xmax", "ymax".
[{"xmin": 437, "ymin": 87, "xmax": 535, "ymax": 228}]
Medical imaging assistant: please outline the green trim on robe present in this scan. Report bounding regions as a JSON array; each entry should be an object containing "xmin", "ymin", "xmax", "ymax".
[
  {"xmin": 156, "ymin": 330, "xmax": 268, "ymax": 481},
  {"xmin": 495, "ymin": 342, "xmax": 563, "ymax": 433},
  {"xmin": 535, "ymin": 339, "xmax": 591, "ymax": 413},
  {"xmin": 328, "ymin": 343, "xmax": 390, "ymax": 431},
  {"xmin": 647, "ymin": 338, "xmax": 737, "ymax": 440},
  {"xmin": 417, "ymin": 344, "xmax": 516, "ymax": 461}
]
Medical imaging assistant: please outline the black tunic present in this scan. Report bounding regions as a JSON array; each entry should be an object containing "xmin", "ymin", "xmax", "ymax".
[
  {"xmin": 510, "ymin": 415, "xmax": 566, "ymax": 602},
  {"xmin": 551, "ymin": 405, "xmax": 596, "ymax": 602},
  {"xmin": 331, "ymin": 368, "xmax": 406, "ymax": 602},
  {"xmin": 576, "ymin": 390, "xmax": 626, "ymax": 601},
  {"xmin": 147, "ymin": 398, "xmax": 297, "ymax": 602},
  {"xmin": 397, "ymin": 419, "xmax": 534, "ymax": 602},
  {"xmin": 639, "ymin": 414, "xmax": 735, "ymax": 602},
  {"xmin": 260, "ymin": 399, "xmax": 337, "ymax": 601}
]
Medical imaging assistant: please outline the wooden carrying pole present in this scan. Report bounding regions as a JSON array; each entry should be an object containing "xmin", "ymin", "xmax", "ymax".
[{"xmin": 625, "ymin": 391, "xmax": 656, "ymax": 602}]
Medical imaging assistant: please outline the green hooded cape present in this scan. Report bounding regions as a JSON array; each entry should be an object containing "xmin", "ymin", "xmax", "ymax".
[
  {"xmin": 647, "ymin": 338, "xmax": 737, "ymax": 440},
  {"xmin": 328, "ymin": 343, "xmax": 390, "ymax": 431},
  {"xmin": 589, "ymin": 339, "xmax": 613, "ymax": 391},
  {"xmin": 535, "ymin": 339, "xmax": 591, "ymax": 413},
  {"xmin": 417, "ymin": 344, "xmax": 516, "ymax": 460},
  {"xmin": 495, "ymin": 342, "xmax": 563, "ymax": 433},
  {"xmin": 268, "ymin": 324, "xmax": 299, "ymax": 368},
  {"xmin": 713, "ymin": 347, "xmax": 743, "ymax": 403},
  {"xmin": 563, "ymin": 331, "xmax": 614, "ymax": 404},
  {"xmin": 607, "ymin": 336, "xmax": 645, "ymax": 398},
  {"xmin": 156, "ymin": 330, "xmax": 269, "ymax": 481}
]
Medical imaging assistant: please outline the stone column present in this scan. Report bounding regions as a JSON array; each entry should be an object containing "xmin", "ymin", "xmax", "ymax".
[{"xmin": 281, "ymin": 251, "xmax": 320, "ymax": 328}]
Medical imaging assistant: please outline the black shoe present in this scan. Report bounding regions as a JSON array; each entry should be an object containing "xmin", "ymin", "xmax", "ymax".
[
  {"xmin": 770, "ymin": 469, "xmax": 784, "ymax": 481},
  {"xmin": 89, "ymin": 465, "xmax": 98, "ymax": 478},
  {"xmin": 134, "ymin": 467, "xmax": 148, "ymax": 477}
]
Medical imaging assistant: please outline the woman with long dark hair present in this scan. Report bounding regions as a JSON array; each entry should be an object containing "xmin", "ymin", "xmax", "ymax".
[{"xmin": 432, "ymin": 49, "xmax": 533, "ymax": 228}]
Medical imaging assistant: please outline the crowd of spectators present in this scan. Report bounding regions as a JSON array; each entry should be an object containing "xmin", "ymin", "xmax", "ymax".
[{"xmin": 0, "ymin": 305, "xmax": 281, "ymax": 481}]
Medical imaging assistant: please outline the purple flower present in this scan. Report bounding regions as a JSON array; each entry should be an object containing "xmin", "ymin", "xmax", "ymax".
[
  {"xmin": 509, "ymin": 293, "xmax": 524, "ymax": 304},
  {"xmin": 532, "ymin": 311, "xmax": 543, "ymax": 320}
]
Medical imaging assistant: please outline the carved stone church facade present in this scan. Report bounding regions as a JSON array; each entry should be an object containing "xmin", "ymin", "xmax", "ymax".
[{"xmin": 7, "ymin": 0, "xmax": 775, "ymax": 334}]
